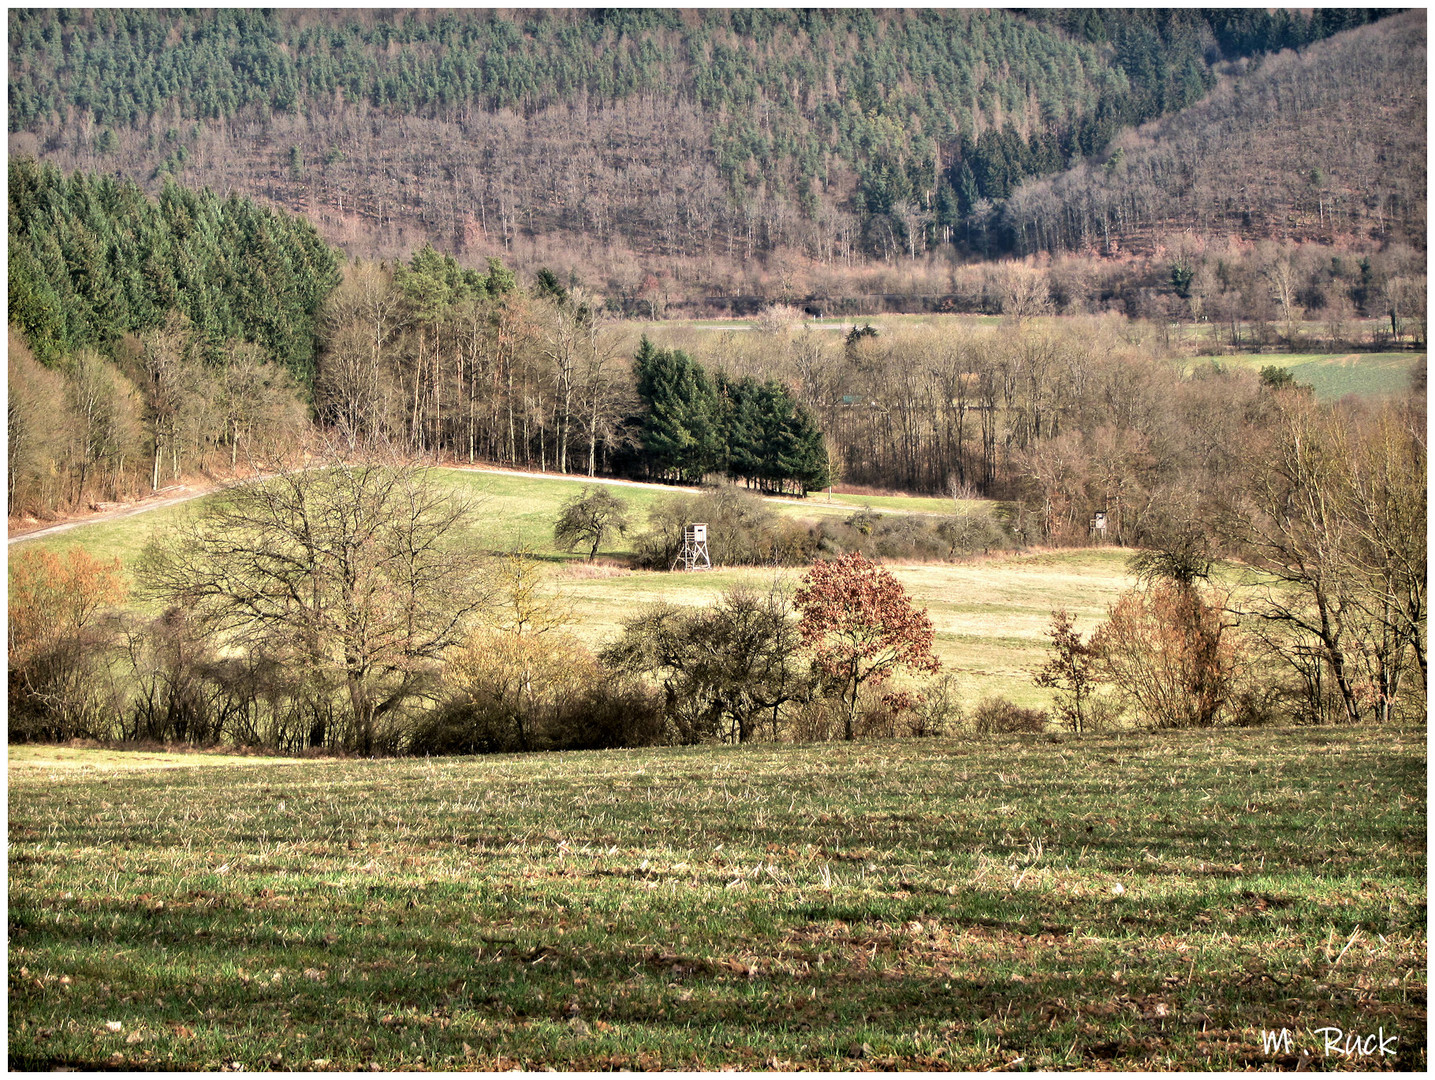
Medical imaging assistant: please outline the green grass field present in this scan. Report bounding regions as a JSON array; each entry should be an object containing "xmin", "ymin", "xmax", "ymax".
[
  {"xmin": 1194, "ymin": 353, "xmax": 1423, "ymax": 401},
  {"xmin": 8, "ymin": 728, "xmax": 1425, "ymax": 1070},
  {"xmin": 808, "ymin": 490, "xmax": 966, "ymax": 515},
  {"xmin": 11, "ymin": 471, "xmax": 951, "ymax": 573},
  {"xmin": 10, "ymin": 471, "xmax": 677, "ymax": 575}
]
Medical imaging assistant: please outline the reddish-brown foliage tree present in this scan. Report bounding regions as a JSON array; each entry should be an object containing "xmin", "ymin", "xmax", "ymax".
[
  {"xmin": 8, "ymin": 547, "xmax": 126, "ymax": 667},
  {"xmin": 794, "ymin": 553, "xmax": 940, "ymax": 741},
  {"xmin": 1091, "ymin": 581, "xmax": 1241, "ymax": 729}
]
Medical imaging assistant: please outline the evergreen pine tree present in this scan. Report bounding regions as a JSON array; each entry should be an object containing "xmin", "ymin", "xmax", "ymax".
[{"xmin": 633, "ymin": 337, "xmax": 723, "ymax": 483}]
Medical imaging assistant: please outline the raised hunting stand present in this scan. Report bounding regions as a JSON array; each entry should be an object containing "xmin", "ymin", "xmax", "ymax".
[{"xmin": 673, "ymin": 523, "xmax": 711, "ymax": 571}]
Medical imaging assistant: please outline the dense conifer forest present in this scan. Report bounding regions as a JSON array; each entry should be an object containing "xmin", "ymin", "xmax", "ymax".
[
  {"xmin": 8, "ymin": 7, "xmax": 1412, "ymax": 307},
  {"xmin": 7, "ymin": 8, "xmax": 1425, "ymax": 526},
  {"xmin": 8, "ymin": 158, "xmax": 339, "ymax": 373}
]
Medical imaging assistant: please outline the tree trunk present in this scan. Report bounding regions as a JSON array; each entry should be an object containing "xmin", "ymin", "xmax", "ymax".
[{"xmin": 348, "ymin": 672, "xmax": 375, "ymax": 756}]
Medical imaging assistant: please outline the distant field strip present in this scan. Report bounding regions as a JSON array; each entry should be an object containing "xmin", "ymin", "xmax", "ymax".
[
  {"xmin": 6, "ymin": 745, "xmax": 305, "ymax": 771},
  {"xmin": 1200, "ymin": 352, "xmax": 1423, "ymax": 401}
]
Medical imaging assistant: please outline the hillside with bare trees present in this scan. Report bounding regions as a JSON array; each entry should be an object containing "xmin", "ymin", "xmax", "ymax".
[
  {"xmin": 1002, "ymin": 11, "xmax": 1426, "ymax": 256},
  {"xmin": 9, "ymin": 8, "xmax": 1410, "ymax": 310}
]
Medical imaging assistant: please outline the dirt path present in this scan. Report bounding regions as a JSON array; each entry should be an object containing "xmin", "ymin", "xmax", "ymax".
[
  {"xmin": 8, "ymin": 465, "xmax": 711, "ymax": 546},
  {"xmin": 691, "ymin": 323, "xmax": 861, "ymax": 333},
  {"xmin": 9, "ymin": 485, "xmax": 220, "ymax": 545},
  {"xmin": 442, "ymin": 462, "xmax": 707, "ymax": 495}
]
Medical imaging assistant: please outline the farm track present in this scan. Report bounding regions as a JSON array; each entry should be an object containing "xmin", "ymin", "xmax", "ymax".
[
  {"xmin": 7, "ymin": 465, "xmax": 711, "ymax": 546},
  {"xmin": 8, "ymin": 484, "xmax": 223, "ymax": 545}
]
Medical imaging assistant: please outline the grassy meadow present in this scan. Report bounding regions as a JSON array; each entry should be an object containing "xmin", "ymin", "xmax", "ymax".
[
  {"xmin": 10, "ymin": 470, "xmax": 958, "ymax": 572},
  {"xmin": 549, "ymin": 549, "xmax": 1132, "ymax": 708},
  {"xmin": 8, "ymin": 445, "xmax": 1426, "ymax": 1071},
  {"xmin": 8, "ymin": 727, "xmax": 1425, "ymax": 1070},
  {"xmin": 1205, "ymin": 352, "xmax": 1424, "ymax": 402},
  {"xmin": 12, "ymin": 467, "xmax": 1119, "ymax": 708}
]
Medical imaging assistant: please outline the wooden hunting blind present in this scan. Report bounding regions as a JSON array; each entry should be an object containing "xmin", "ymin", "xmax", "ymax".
[{"xmin": 674, "ymin": 523, "xmax": 711, "ymax": 571}]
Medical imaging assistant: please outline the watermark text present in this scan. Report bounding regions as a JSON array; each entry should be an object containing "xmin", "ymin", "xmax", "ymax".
[{"xmin": 1261, "ymin": 1026, "xmax": 1397, "ymax": 1060}]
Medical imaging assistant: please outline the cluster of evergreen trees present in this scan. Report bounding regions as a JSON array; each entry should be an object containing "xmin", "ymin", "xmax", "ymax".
[
  {"xmin": 629, "ymin": 339, "xmax": 830, "ymax": 494},
  {"xmin": 7, "ymin": 161, "xmax": 836, "ymax": 514},
  {"xmin": 8, "ymin": 158, "xmax": 340, "ymax": 379}
]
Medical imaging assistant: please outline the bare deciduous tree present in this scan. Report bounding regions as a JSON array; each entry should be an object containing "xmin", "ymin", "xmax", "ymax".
[
  {"xmin": 602, "ymin": 581, "xmax": 806, "ymax": 744},
  {"xmin": 1033, "ymin": 609, "xmax": 1105, "ymax": 733},
  {"xmin": 10, "ymin": 336, "xmax": 75, "ymax": 511},
  {"xmin": 994, "ymin": 262, "xmax": 1054, "ymax": 324},
  {"xmin": 1091, "ymin": 580, "xmax": 1243, "ymax": 729},
  {"xmin": 1229, "ymin": 398, "xmax": 1426, "ymax": 724},
  {"xmin": 66, "ymin": 349, "xmax": 142, "ymax": 504},
  {"xmin": 553, "ymin": 486, "xmax": 631, "ymax": 562},
  {"xmin": 138, "ymin": 440, "xmax": 493, "ymax": 753}
]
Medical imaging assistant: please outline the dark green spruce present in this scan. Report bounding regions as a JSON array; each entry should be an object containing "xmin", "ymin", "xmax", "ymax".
[{"xmin": 8, "ymin": 158, "xmax": 340, "ymax": 379}]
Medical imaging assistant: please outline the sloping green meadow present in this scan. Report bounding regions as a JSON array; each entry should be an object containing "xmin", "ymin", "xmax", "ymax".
[
  {"xmin": 12, "ymin": 470, "xmax": 686, "ymax": 577},
  {"xmin": 12, "ymin": 470, "xmax": 930, "ymax": 575},
  {"xmin": 13, "ymin": 469, "xmax": 1105, "ymax": 706},
  {"xmin": 8, "ymin": 727, "xmax": 1425, "ymax": 1070}
]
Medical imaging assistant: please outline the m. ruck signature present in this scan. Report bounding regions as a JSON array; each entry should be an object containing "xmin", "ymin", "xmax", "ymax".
[{"xmin": 1262, "ymin": 1026, "xmax": 1397, "ymax": 1059}]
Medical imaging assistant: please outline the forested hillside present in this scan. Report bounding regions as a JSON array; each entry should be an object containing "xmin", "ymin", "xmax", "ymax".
[
  {"xmin": 8, "ymin": 6, "xmax": 1403, "ymax": 304},
  {"xmin": 7, "ymin": 163, "xmax": 833, "ymax": 519},
  {"xmin": 1003, "ymin": 11, "xmax": 1426, "ymax": 256}
]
